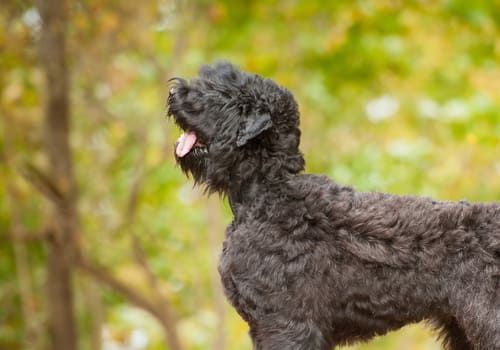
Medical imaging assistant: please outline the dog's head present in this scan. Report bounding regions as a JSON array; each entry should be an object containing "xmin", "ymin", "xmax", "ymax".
[{"xmin": 168, "ymin": 62, "xmax": 304, "ymax": 193}]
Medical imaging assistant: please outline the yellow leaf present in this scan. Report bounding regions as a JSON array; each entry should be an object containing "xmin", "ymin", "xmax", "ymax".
[
  {"xmin": 2, "ymin": 80, "xmax": 23, "ymax": 104},
  {"xmin": 109, "ymin": 122, "xmax": 127, "ymax": 142},
  {"xmin": 146, "ymin": 147, "xmax": 162, "ymax": 167},
  {"xmin": 466, "ymin": 133, "xmax": 477, "ymax": 144}
]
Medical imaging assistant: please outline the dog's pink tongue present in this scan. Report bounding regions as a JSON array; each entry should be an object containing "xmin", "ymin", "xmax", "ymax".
[{"xmin": 176, "ymin": 131, "xmax": 197, "ymax": 157}]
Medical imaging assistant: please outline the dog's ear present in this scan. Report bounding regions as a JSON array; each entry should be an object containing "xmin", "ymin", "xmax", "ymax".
[{"xmin": 236, "ymin": 112, "xmax": 273, "ymax": 147}]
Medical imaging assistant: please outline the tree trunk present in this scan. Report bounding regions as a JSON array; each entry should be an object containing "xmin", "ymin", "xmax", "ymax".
[{"xmin": 35, "ymin": 0, "xmax": 78, "ymax": 349}]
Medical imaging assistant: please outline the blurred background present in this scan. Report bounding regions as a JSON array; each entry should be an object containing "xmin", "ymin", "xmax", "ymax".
[{"xmin": 1, "ymin": 0, "xmax": 500, "ymax": 349}]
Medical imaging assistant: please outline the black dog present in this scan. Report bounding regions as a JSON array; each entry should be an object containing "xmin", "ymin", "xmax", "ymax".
[{"xmin": 168, "ymin": 62, "xmax": 500, "ymax": 350}]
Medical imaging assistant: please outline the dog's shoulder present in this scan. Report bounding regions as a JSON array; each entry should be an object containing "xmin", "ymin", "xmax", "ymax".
[{"xmin": 285, "ymin": 173, "xmax": 355, "ymax": 202}]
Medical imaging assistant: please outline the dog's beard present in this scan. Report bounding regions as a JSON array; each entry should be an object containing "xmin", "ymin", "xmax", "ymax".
[{"xmin": 175, "ymin": 141, "xmax": 209, "ymax": 184}]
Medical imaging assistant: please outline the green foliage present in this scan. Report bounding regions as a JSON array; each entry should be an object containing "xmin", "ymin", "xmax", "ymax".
[{"xmin": 1, "ymin": 0, "xmax": 500, "ymax": 349}]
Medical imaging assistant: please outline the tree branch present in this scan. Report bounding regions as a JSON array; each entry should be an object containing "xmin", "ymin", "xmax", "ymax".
[
  {"xmin": 75, "ymin": 254, "xmax": 159, "ymax": 317},
  {"xmin": 17, "ymin": 162, "xmax": 65, "ymax": 207}
]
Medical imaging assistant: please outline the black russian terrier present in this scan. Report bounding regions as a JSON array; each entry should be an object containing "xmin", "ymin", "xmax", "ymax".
[{"xmin": 168, "ymin": 62, "xmax": 500, "ymax": 350}]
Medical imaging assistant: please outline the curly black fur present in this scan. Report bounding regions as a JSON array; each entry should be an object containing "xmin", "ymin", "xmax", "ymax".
[{"xmin": 168, "ymin": 62, "xmax": 500, "ymax": 350}]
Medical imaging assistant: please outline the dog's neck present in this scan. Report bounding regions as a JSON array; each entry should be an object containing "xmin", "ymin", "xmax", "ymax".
[
  {"xmin": 218, "ymin": 149, "xmax": 305, "ymax": 217},
  {"xmin": 227, "ymin": 176, "xmax": 260, "ymax": 217},
  {"xmin": 226, "ymin": 174, "xmax": 291, "ymax": 219}
]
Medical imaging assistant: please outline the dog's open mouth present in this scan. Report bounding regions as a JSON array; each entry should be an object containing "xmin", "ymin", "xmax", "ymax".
[{"xmin": 175, "ymin": 131, "xmax": 207, "ymax": 158}]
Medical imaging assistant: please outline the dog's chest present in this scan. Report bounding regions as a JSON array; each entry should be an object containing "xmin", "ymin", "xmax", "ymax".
[
  {"xmin": 218, "ymin": 220, "xmax": 262, "ymax": 288},
  {"xmin": 217, "ymin": 221, "xmax": 260, "ymax": 321},
  {"xmin": 217, "ymin": 219, "xmax": 295, "ymax": 321}
]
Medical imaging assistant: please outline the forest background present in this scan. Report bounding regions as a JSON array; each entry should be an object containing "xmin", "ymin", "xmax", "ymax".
[{"xmin": 1, "ymin": 0, "xmax": 500, "ymax": 349}]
